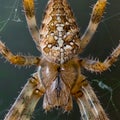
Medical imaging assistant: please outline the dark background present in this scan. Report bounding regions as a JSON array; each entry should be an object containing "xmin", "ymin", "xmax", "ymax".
[{"xmin": 0, "ymin": 0, "xmax": 120, "ymax": 119}]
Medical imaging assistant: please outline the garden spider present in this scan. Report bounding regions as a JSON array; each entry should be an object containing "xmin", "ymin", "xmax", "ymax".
[{"xmin": 0, "ymin": 0, "xmax": 120, "ymax": 119}]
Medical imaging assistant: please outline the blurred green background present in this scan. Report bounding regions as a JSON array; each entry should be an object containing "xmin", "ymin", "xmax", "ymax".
[{"xmin": 0, "ymin": 0, "xmax": 120, "ymax": 119}]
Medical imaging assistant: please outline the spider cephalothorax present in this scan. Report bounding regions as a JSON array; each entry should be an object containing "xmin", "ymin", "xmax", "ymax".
[
  {"xmin": 0, "ymin": 0, "xmax": 120, "ymax": 120},
  {"xmin": 39, "ymin": 57, "xmax": 86, "ymax": 111}
]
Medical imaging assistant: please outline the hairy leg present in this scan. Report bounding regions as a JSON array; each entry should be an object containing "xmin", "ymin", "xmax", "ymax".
[
  {"xmin": 23, "ymin": 0, "xmax": 40, "ymax": 46},
  {"xmin": 80, "ymin": 0, "xmax": 107, "ymax": 52},
  {"xmin": 80, "ymin": 43, "xmax": 120, "ymax": 73},
  {"xmin": 0, "ymin": 41, "xmax": 40, "ymax": 66},
  {"xmin": 76, "ymin": 82, "xmax": 109, "ymax": 120},
  {"xmin": 4, "ymin": 73, "xmax": 45, "ymax": 120}
]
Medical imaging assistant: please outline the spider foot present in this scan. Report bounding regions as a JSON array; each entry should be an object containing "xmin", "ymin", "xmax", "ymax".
[
  {"xmin": 0, "ymin": 40, "xmax": 40, "ymax": 66},
  {"xmin": 81, "ymin": 0, "xmax": 107, "ymax": 52},
  {"xmin": 23, "ymin": 0, "xmax": 40, "ymax": 46},
  {"xmin": 81, "ymin": 42, "xmax": 120, "ymax": 73},
  {"xmin": 92, "ymin": 0, "xmax": 107, "ymax": 23},
  {"xmin": 23, "ymin": 0, "xmax": 35, "ymax": 19}
]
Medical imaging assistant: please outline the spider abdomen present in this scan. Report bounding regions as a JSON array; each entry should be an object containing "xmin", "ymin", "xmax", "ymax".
[{"xmin": 39, "ymin": 0, "xmax": 81, "ymax": 64}]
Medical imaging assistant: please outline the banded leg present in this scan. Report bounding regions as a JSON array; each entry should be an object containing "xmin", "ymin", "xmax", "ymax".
[
  {"xmin": 80, "ymin": 0, "xmax": 107, "ymax": 52},
  {"xmin": 76, "ymin": 82, "xmax": 109, "ymax": 120},
  {"xmin": 23, "ymin": 0, "xmax": 40, "ymax": 46},
  {"xmin": 80, "ymin": 43, "xmax": 120, "ymax": 72},
  {"xmin": 0, "ymin": 41, "xmax": 40, "ymax": 66},
  {"xmin": 4, "ymin": 73, "xmax": 45, "ymax": 120}
]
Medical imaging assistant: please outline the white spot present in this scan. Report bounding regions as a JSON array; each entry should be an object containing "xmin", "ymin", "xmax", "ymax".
[
  {"xmin": 60, "ymin": 24, "xmax": 64, "ymax": 27},
  {"xmin": 65, "ymin": 22, "xmax": 69, "ymax": 25},
  {"xmin": 54, "ymin": 36, "xmax": 58, "ymax": 40},
  {"xmin": 56, "ymin": 24, "xmax": 59, "ymax": 26},
  {"xmin": 48, "ymin": 44, "xmax": 52, "ymax": 48},
  {"xmin": 63, "ymin": 34, "xmax": 67, "ymax": 38},
  {"xmin": 70, "ymin": 42, "xmax": 74, "ymax": 45},
  {"xmin": 56, "ymin": 14, "xmax": 61, "ymax": 16},
  {"xmin": 57, "ymin": 16, "xmax": 61, "ymax": 22},
  {"xmin": 64, "ymin": 45, "xmax": 72, "ymax": 50},
  {"xmin": 35, "ymin": 89, "xmax": 39, "ymax": 94},
  {"xmin": 57, "ymin": 26, "xmax": 64, "ymax": 31},
  {"xmin": 50, "ymin": 33, "xmax": 54, "ymax": 36},
  {"xmin": 67, "ymin": 32, "xmax": 70, "ymax": 35},
  {"xmin": 46, "ymin": 67, "xmax": 49, "ymax": 74},
  {"xmin": 59, "ymin": 32, "xmax": 62, "ymax": 37},
  {"xmin": 58, "ymin": 38, "xmax": 64, "ymax": 47},
  {"xmin": 51, "ymin": 80, "xmax": 57, "ymax": 91},
  {"xmin": 51, "ymin": 23, "xmax": 54, "ymax": 26},
  {"xmin": 60, "ymin": 52, "xmax": 64, "ymax": 63},
  {"xmin": 60, "ymin": 48, "xmax": 64, "ymax": 52},
  {"xmin": 52, "ymin": 46, "xmax": 60, "ymax": 50}
]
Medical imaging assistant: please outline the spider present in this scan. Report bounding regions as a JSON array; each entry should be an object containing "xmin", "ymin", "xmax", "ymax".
[{"xmin": 0, "ymin": 0, "xmax": 120, "ymax": 119}]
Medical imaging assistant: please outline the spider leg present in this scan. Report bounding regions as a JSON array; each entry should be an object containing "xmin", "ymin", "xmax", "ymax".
[
  {"xmin": 76, "ymin": 82, "xmax": 109, "ymax": 120},
  {"xmin": 80, "ymin": 0, "xmax": 107, "ymax": 52},
  {"xmin": 4, "ymin": 73, "xmax": 45, "ymax": 120},
  {"xmin": 23, "ymin": 0, "xmax": 40, "ymax": 46},
  {"xmin": 80, "ymin": 43, "xmax": 120, "ymax": 73},
  {"xmin": 0, "ymin": 41, "xmax": 40, "ymax": 66}
]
